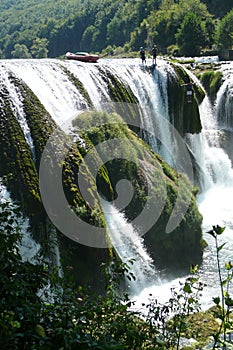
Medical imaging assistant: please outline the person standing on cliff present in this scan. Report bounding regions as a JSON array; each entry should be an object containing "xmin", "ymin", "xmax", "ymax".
[
  {"xmin": 140, "ymin": 47, "xmax": 146, "ymax": 64},
  {"xmin": 151, "ymin": 45, "xmax": 157, "ymax": 65}
]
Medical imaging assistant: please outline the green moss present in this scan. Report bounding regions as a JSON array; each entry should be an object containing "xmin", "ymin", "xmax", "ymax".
[
  {"xmin": 72, "ymin": 110, "xmax": 203, "ymax": 271},
  {"xmin": 183, "ymin": 309, "xmax": 220, "ymax": 348},
  {"xmin": 12, "ymin": 77, "xmax": 56, "ymax": 170},
  {"xmin": 0, "ymin": 87, "xmax": 42, "ymax": 217},
  {"xmin": 96, "ymin": 67, "xmax": 141, "ymax": 132},
  {"xmin": 198, "ymin": 70, "xmax": 223, "ymax": 103},
  {"xmin": 59, "ymin": 64, "xmax": 93, "ymax": 107},
  {"xmin": 168, "ymin": 63, "xmax": 204, "ymax": 136}
]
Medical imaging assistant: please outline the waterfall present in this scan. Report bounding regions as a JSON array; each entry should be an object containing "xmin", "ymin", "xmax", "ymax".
[
  {"xmin": 216, "ymin": 61, "xmax": 233, "ymax": 129},
  {"xmin": 0, "ymin": 180, "xmax": 40, "ymax": 263},
  {"xmin": 0, "ymin": 66, "xmax": 35, "ymax": 158},
  {"xmin": 185, "ymin": 87, "xmax": 233, "ymax": 308},
  {"xmin": 4, "ymin": 59, "xmax": 90, "ymax": 126},
  {"xmin": 103, "ymin": 200, "xmax": 157, "ymax": 295},
  {"xmin": 4, "ymin": 58, "xmax": 177, "ymax": 165},
  {"xmin": 1, "ymin": 57, "xmax": 233, "ymax": 310},
  {"xmin": 99, "ymin": 59, "xmax": 177, "ymax": 165}
]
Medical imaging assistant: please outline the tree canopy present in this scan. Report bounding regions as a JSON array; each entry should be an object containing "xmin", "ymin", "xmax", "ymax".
[{"xmin": 0, "ymin": 0, "xmax": 232, "ymax": 58}]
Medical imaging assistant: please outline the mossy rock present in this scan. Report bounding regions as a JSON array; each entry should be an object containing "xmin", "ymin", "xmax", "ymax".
[
  {"xmin": 182, "ymin": 309, "xmax": 220, "ymax": 348},
  {"xmin": 59, "ymin": 64, "xmax": 93, "ymax": 107},
  {"xmin": 198, "ymin": 70, "xmax": 223, "ymax": 104},
  {"xmin": 72, "ymin": 109, "xmax": 203, "ymax": 272},
  {"xmin": 0, "ymin": 86, "xmax": 42, "ymax": 219},
  {"xmin": 96, "ymin": 66, "xmax": 141, "ymax": 133},
  {"xmin": 11, "ymin": 75, "xmax": 57, "ymax": 170},
  {"xmin": 168, "ymin": 63, "xmax": 204, "ymax": 136}
]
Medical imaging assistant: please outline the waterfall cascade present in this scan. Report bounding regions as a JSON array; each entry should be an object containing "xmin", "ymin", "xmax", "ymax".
[
  {"xmin": 103, "ymin": 201, "xmax": 157, "ymax": 295},
  {"xmin": 0, "ymin": 57, "xmax": 233, "ymax": 308},
  {"xmin": 0, "ymin": 181, "xmax": 40, "ymax": 262}
]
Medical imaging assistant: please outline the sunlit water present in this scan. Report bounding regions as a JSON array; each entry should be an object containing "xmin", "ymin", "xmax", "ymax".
[{"xmin": 1, "ymin": 58, "xmax": 232, "ymax": 312}]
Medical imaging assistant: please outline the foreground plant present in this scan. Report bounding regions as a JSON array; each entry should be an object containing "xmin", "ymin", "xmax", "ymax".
[
  {"xmin": 207, "ymin": 225, "xmax": 233, "ymax": 349},
  {"xmin": 1, "ymin": 197, "xmax": 233, "ymax": 349},
  {"xmin": 144, "ymin": 264, "xmax": 204, "ymax": 349}
]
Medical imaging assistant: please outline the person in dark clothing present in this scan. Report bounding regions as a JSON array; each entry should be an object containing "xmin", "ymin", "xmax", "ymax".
[
  {"xmin": 140, "ymin": 47, "xmax": 146, "ymax": 64},
  {"xmin": 181, "ymin": 81, "xmax": 194, "ymax": 103},
  {"xmin": 151, "ymin": 45, "xmax": 157, "ymax": 65}
]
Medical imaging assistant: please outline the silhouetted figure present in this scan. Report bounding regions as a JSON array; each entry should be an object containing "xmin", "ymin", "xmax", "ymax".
[
  {"xmin": 151, "ymin": 45, "xmax": 157, "ymax": 65},
  {"xmin": 140, "ymin": 47, "xmax": 146, "ymax": 64}
]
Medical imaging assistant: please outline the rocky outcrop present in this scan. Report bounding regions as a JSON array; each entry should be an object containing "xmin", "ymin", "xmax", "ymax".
[
  {"xmin": 168, "ymin": 63, "xmax": 205, "ymax": 136},
  {"xmin": 73, "ymin": 110, "xmax": 203, "ymax": 272},
  {"xmin": 0, "ymin": 62, "xmax": 204, "ymax": 286},
  {"xmin": 0, "ymin": 73, "xmax": 112, "ymax": 289}
]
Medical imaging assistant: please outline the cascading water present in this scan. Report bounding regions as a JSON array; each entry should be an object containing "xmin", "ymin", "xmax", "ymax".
[
  {"xmin": 216, "ymin": 61, "xmax": 233, "ymax": 129},
  {"xmin": 103, "ymin": 200, "xmax": 157, "ymax": 295},
  {"xmin": 1, "ymin": 57, "xmax": 232, "ymax": 310},
  {"xmin": 100, "ymin": 59, "xmax": 177, "ymax": 164},
  {"xmin": 0, "ymin": 67, "xmax": 35, "ymax": 158},
  {"xmin": 4, "ymin": 59, "xmax": 90, "ymax": 126},
  {"xmin": 189, "ymin": 83, "xmax": 233, "ymax": 308},
  {"xmin": 0, "ymin": 180, "xmax": 40, "ymax": 262}
]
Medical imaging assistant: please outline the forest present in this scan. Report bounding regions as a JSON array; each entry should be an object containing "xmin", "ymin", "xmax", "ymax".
[{"xmin": 0, "ymin": 0, "xmax": 233, "ymax": 59}]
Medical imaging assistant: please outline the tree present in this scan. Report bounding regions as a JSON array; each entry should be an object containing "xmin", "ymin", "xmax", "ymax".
[
  {"xmin": 204, "ymin": 16, "xmax": 216, "ymax": 49},
  {"xmin": 175, "ymin": 12, "xmax": 206, "ymax": 56},
  {"xmin": 81, "ymin": 25, "xmax": 96, "ymax": 50},
  {"xmin": 147, "ymin": 0, "xmax": 211, "ymax": 54},
  {"xmin": 215, "ymin": 9, "xmax": 233, "ymax": 50},
  {"xmin": 11, "ymin": 43, "xmax": 32, "ymax": 58},
  {"xmin": 202, "ymin": 0, "xmax": 233, "ymax": 18},
  {"xmin": 30, "ymin": 37, "xmax": 48, "ymax": 58}
]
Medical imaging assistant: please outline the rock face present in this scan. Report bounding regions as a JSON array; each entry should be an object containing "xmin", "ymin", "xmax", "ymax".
[
  {"xmin": 0, "ymin": 60, "xmax": 204, "ymax": 287},
  {"xmin": 167, "ymin": 63, "xmax": 204, "ymax": 136},
  {"xmin": 73, "ymin": 110, "xmax": 203, "ymax": 273}
]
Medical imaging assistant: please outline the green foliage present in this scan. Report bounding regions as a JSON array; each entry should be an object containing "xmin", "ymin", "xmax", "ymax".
[
  {"xmin": 202, "ymin": 0, "xmax": 233, "ymax": 19},
  {"xmin": 0, "ymin": 0, "xmax": 231, "ymax": 58},
  {"xmin": 147, "ymin": 0, "xmax": 213, "ymax": 54},
  {"xmin": 175, "ymin": 12, "xmax": 206, "ymax": 56},
  {"xmin": 30, "ymin": 38, "xmax": 49, "ymax": 58},
  {"xmin": 11, "ymin": 43, "xmax": 32, "ymax": 58},
  {"xmin": 207, "ymin": 225, "xmax": 233, "ymax": 349},
  {"xmin": 0, "ymin": 200, "xmax": 49, "ymax": 349},
  {"xmin": 144, "ymin": 266, "xmax": 204, "ymax": 348},
  {"xmin": 215, "ymin": 9, "xmax": 233, "ymax": 50},
  {"xmin": 198, "ymin": 70, "xmax": 222, "ymax": 103},
  {"xmin": 0, "ymin": 197, "xmax": 232, "ymax": 349}
]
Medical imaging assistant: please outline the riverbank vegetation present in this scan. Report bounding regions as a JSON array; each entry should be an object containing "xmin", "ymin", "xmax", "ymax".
[
  {"xmin": 0, "ymin": 199, "xmax": 232, "ymax": 349},
  {"xmin": 0, "ymin": 0, "xmax": 233, "ymax": 59}
]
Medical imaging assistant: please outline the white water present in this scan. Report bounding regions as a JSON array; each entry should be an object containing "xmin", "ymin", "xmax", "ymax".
[
  {"xmin": 0, "ymin": 67, "xmax": 35, "ymax": 158},
  {"xmin": 0, "ymin": 180, "xmax": 40, "ymax": 262},
  {"xmin": 216, "ymin": 61, "xmax": 233, "ymax": 129},
  {"xmin": 1, "ymin": 58, "xmax": 233, "ymax": 311},
  {"xmin": 193, "ymin": 95, "xmax": 233, "ymax": 309},
  {"xmin": 103, "ymin": 201, "xmax": 157, "ymax": 295},
  {"xmin": 133, "ymin": 85, "xmax": 233, "ymax": 311}
]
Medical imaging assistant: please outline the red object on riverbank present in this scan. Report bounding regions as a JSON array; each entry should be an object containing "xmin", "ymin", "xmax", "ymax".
[{"xmin": 65, "ymin": 51, "xmax": 99, "ymax": 63}]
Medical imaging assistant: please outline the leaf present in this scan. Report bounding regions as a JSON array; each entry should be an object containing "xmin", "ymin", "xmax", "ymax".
[
  {"xmin": 35, "ymin": 324, "xmax": 46, "ymax": 338},
  {"xmin": 183, "ymin": 283, "xmax": 192, "ymax": 294},
  {"xmin": 225, "ymin": 296, "xmax": 233, "ymax": 307},
  {"xmin": 190, "ymin": 264, "xmax": 199, "ymax": 274},
  {"xmin": 212, "ymin": 297, "xmax": 220, "ymax": 305},
  {"xmin": 213, "ymin": 225, "xmax": 225, "ymax": 235},
  {"xmin": 207, "ymin": 229, "xmax": 216, "ymax": 238},
  {"xmin": 155, "ymin": 336, "xmax": 166, "ymax": 346},
  {"xmin": 221, "ymin": 278, "xmax": 229, "ymax": 286},
  {"xmin": 225, "ymin": 261, "xmax": 233, "ymax": 270},
  {"xmin": 217, "ymin": 242, "xmax": 226, "ymax": 252}
]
